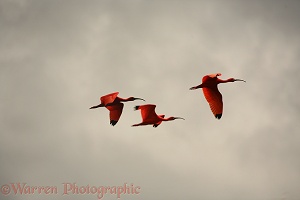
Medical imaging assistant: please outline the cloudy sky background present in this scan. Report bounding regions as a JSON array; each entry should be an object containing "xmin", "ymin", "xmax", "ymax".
[{"xmin": 1, "ymin": 0, "xmax": 300, "ymax": 200}]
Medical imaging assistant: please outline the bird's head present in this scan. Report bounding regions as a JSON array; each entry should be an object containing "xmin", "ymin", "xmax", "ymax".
[
  {"xmin": 128, "ymin": 97, "xmax": 146, "ymax": 102},
  {"xmin": 168, "ymin": 117, "xmax": 185, "ymax": 121},
  {"xmin": 232, "ymin": 78, "xmax": 246, "ymax": 82}
]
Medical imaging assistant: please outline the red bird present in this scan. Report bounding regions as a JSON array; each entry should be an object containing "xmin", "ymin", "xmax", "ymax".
[
  {"xmin": 189, "ymin": 73, "xmax": 245, "ymax": 119},
  {"xmin": 132, "ymin": 104, "xmax": 185, "ymax": 127},
  {"xmin": 90, "ymin": 92, "xmax": 145, "ymax": 126}
]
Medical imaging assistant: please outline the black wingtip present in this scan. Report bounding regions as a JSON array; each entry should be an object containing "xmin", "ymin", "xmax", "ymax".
[
  {"xmin": 134, "ymin": 106, "xmax": 139, "ymax": 111},
  {"xmin": 215, "ymin": 114, "xmax": 222, "ymax": 119},
  {"xmin": 110, "ymin": 120, "xmax": 118, "ymax": 126}
]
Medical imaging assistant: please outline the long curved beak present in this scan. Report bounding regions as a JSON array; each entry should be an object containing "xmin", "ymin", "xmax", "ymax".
[
  {"xmin": 235, "ymin": 79, "xmax": 246, "ymax": 82},
  {"xmin": 174, "ymin": 117, "xmax": 185, "ymax": 120},
  {"xmin": 135, "ymin": 98, "xmax": 146, "ymax": 101}
]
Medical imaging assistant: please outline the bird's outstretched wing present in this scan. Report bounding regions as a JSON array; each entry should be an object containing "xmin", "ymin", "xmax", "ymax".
[
  {"xmin": 100, "ymin": 92, "xmax": 119, "ymax": 105},
  {"xmin": 135, "ymin": 104, "xmax": 157, "ymax": 121},
  {"xmin": 202, "ymin": 87, "xmax": 223, "ymax": 119},
  {"xmin": 106, "ymin": 103, "xmax": 124, "ymax": 126}
]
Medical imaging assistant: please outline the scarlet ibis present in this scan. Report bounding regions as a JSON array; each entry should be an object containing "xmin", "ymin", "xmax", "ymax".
[
  {"xmin": 189, "ymin": 73, "xmax": 245, "ymax": 119},
  {"xmin": 132, "ymin": 104, "xmax": 185, "ymax": 127},
  {"xmin": 90, "ymin": 92, "xmax": 145, "ymax": 126}
]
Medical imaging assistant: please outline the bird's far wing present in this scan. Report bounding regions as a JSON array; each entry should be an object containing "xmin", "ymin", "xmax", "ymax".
[
  {"xmin": 202, "ymin": 87, "xmax": 223, "ymax": 119},
  {"xmin": 203, "ymin": 73, "xmax": 222, "ymax": 82},
  {"xmin": 139, "ymin": 104, "xmax": 157, "ymax": 121},
  {"xmin": 106, "ymin": 103, "xmax": 124, "ymax": 126},
  {"xmin": 153, "ymin": 114, "xmax": 165, "ymax": 127},
  {"xmin": 100, "ymin": 92, "xmax": 119, "ymax": 105}
]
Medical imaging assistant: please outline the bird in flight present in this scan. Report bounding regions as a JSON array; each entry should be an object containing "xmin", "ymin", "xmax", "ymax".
[
  {"xmin": 189, "ymin": 73, "xmax": 245, "ymax": 119},
  {"xmin": 90, "ymin": 92, "xmax": 145, "ymax": 126},
  {"xmin": 132, "ymin": 104, "xmax": 185, "ymax": 127}
]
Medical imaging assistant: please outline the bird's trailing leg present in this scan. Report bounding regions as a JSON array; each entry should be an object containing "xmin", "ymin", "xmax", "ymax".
[
  {"xmin": 132, "ymin": 122, "xmax": 147, "ymax": 127},
  {"xmin": 189, "ymin": 84, "xmax": 202, "ymax": 90},
  {"xmin": 89, "ymin": 103, "xmax": 104, "ymax": 109}
]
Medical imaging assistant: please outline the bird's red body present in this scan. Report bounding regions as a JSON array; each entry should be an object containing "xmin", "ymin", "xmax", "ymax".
[
  {"xmin": 190, "ymin": 73, "xmax": 245, "ymax": 119},
  {"xmin": 132, "ymin": 104, "xmax": 184, "ymax": 127},
  {"xmin": 90, "ymin": 92, "xmax": 145, "ymax": 126}
]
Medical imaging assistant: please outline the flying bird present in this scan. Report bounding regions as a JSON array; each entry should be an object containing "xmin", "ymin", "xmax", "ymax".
[
  {"xmin": 132, "ymin": 104, "xmax": 185, "ymax": 127},
  {"xmin": 189, "ymin": 73, "xmax": 245, "ymax": 119},
  {"xmin": 90, "ymin": 92, "xmax": 145, "ymax": 126}
]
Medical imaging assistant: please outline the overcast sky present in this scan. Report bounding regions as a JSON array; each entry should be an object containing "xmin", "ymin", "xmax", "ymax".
[{"xmin": 1, "ymin": 0, "xmax": 300, "ymax": 200}]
